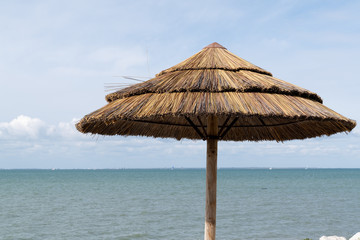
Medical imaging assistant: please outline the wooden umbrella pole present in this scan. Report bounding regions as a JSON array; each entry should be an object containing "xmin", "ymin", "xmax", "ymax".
[{"xmin": 204, "ymin": 115, "xmax": 218, "ymax": 240}]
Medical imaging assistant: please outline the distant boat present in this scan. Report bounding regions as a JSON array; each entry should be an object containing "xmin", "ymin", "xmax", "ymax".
[{"xmin": 269, "ymin": 167, "xmax": 272, "ymax": 170}]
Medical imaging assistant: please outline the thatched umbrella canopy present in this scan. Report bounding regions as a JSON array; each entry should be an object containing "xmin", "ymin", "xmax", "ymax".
[{"xmin": 76, "ymin": 42, "xmax": 356, "ymax": 240}]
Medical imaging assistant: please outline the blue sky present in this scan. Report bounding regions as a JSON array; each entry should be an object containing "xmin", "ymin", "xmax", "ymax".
[{"xmin": 0, "ymin": 0, "xmax": 359, "ymax": 169}]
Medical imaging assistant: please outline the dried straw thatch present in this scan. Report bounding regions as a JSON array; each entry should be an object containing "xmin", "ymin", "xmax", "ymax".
[{"xmin": 76, "ymin": 42, "xmax": 356, "ymax": 141}]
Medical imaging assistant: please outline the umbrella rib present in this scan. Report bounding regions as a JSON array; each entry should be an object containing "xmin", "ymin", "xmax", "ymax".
[
  {"xmin": 233, "ymin": 120, "xmax": 301, "ymax": 128},
  {"xmin": 219, "ymin": 117, "xmax": 239, "ymax": 139},
  {"xmin": 197, "ymin": 116, "xmax": 208, "ymax": 138},
  {"xmin": 218, "ymin": 116, "xmax": 231, "ymax": 137},
  {"xmin": 259, "ymin": 118, "xmax": 266, "ymax": 126},
  {"xmin": 127, "ymin": 118, "xmax": 311, "ymax": 129},
  {"xmin": 185, "ymin": 116, "xmax": 206, "ymax": 140},
  {"xmin": 130, "ymin": 119, "xmax": 189, "ymax": 127}
]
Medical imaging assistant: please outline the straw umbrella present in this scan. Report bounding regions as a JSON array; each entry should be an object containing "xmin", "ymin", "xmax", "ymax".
[{"xmin": 76, "ymin": 42, "xmax": 356, "ymax": 240}]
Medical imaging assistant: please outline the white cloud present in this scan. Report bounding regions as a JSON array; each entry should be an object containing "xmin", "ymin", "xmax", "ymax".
[
  {"xmin": 0, "ymin": 116, "xmax": 86, "ymax": 141},
  {"xmin": 46, "ymin": 118, "xmax": 83, "ymax": 139},
  {"xmin": 0, "ymin": 115, "xmax": 45, "ymax": 139}
]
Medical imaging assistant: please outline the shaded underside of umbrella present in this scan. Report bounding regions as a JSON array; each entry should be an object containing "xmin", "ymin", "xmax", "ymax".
[
  {"xmin": 76, "ymin": 42, "xmax": 356, "ymax": 240},
  {"xmin": 76, "ymin": 42, "xmax": 355, "ymax": 141}
]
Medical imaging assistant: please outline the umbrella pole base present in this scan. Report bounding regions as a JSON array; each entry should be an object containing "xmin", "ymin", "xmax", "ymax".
[{"xmin": 204, "ymin": 116, "xmax": 218, "ymax": 240}]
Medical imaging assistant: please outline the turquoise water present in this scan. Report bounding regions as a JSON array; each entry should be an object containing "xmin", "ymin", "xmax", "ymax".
[{"xmin": 0, "ymin": 169, "xmax": 359, "ymax": 240}]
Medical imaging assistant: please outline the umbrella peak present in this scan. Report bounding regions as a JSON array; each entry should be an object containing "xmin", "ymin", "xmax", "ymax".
[{"xmin": 204, "ymin": 42, "xmax": 226, "ymax": 49}]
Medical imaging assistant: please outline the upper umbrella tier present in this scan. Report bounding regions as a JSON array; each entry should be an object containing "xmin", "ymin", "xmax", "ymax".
[
  {"xmin": 157, "ymin": 42, "xmax": 272, "ymax": 76},
  {"xmin": 106, "ymin": 42, "xmax": 322, "ymax": 103}
]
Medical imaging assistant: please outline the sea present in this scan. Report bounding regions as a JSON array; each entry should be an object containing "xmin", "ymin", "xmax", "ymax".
[{"xmin": 0, "ymin": 169, "xmax": 359, "ymax": 240}]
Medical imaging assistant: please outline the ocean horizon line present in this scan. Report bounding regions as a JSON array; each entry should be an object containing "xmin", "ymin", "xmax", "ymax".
[{"xmin": 1, "ymin": 167, "xmax": 360, "ymax": 170}]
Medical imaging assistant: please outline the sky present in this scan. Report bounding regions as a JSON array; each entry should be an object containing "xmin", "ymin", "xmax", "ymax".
[{"xmin": 0, "ymin": 0, "xmax": 359, "ymax": 169}]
